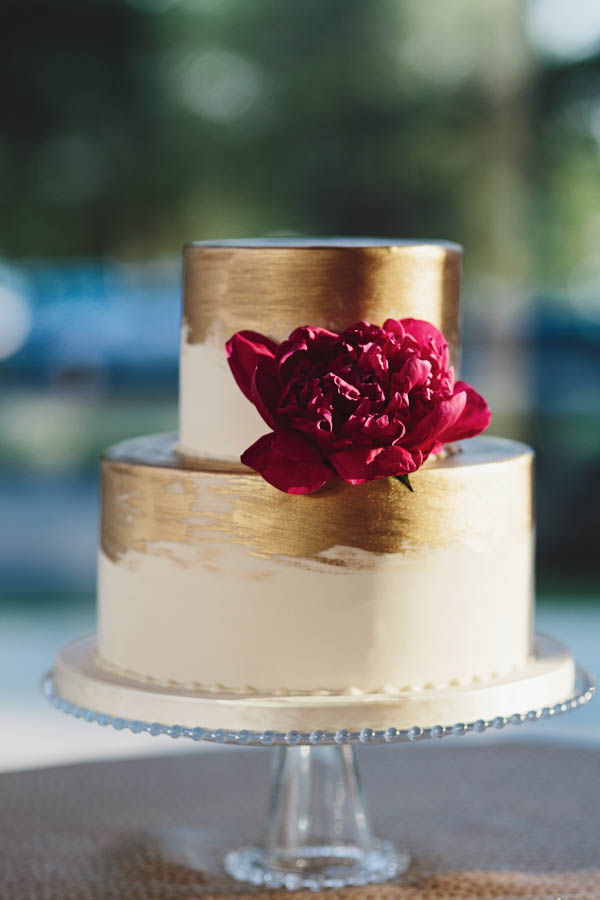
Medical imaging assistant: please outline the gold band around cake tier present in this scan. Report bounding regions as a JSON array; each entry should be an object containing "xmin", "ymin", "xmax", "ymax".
[
  {"xmin": 183, "ymin": 240, "xmax": 462, "ymax": 369},
  {"xmin": 101, "ymin": 433, "xmax": 533, "ymax": 565}
]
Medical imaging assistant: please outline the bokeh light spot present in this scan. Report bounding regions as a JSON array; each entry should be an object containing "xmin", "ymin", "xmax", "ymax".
[
  {"xmin": 0, "ymin": 284, "xmax": 32, "ymax": 360},
  {"xmin": 175, "ymin": 49, "xmax": 264, "ymax": 122},
  {"xmin": 527, "ymin": 0, "xmax": 600, "ymax": 61}
]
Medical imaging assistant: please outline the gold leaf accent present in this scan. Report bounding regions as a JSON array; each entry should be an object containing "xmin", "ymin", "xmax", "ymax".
[
  {"xmin": 183, "ymin": 240, "xmax": 462, "ymax": 370},
  {"xmin": 101, "ymin": 434, "xmax": 533, "ymax": 565}
]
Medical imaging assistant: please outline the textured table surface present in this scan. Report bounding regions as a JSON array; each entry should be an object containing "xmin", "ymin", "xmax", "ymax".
[{"xmin": 1, "ymin": 742, "xmax": 599, "ymax": 899}]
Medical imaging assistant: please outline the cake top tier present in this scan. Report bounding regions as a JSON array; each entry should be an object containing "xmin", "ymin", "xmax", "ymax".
[
  {"xmin": 183, "ymin": 238, "xmax": 462, "ymax": 368},
  {"xmin": 179, "ymin": 238, "xmax": 463, "ymax": 461}
]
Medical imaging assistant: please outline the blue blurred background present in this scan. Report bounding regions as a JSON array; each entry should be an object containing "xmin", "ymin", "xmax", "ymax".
[{"xmin": 1, "ymin": 0, "xmax": 599, "ymax": 769}]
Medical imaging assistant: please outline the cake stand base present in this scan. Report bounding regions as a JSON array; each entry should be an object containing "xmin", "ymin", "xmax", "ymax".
[
  {"xmin": 225, "ymin": 839, "xmax": 406, "ymax": 891},
  {"xmin": 51, "ymin": 633, "xmax": 578, "ymax": 734},
  {"xmin": 224, "ymin": 745, "xmax": 408, "ymax": 890},
  {"xmin": 44, "ymin": 639, "xmax": 595, "ymax": 891}
]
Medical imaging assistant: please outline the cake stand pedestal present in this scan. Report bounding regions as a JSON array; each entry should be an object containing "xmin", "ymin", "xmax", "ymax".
[
  {"xmin": 44, "ymin": 637, "xmax": 594, "ymax": 891},
  {"xmin": 225, "ymin": 743, "xmax": 405, "ymax": 889}
]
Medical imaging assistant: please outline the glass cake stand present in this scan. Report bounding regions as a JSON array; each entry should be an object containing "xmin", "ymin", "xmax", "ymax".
[{"xmin": 43, "ymin": 656, "xmax": 595, "ymax": 891}]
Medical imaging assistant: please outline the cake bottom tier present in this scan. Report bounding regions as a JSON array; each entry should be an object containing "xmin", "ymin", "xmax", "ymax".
[
  {"xmin": 53, "ymin": 634, "xmax": 576, "ymax": 732},
  {"xmin": 98, "ymin": 434, "xmax": 535, "ymax": 695}
]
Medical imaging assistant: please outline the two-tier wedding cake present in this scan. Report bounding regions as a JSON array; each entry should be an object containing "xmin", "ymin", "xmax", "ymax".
[{"xmin": 54, "ymin": 239, "xmax": 575, "ymax": 731}]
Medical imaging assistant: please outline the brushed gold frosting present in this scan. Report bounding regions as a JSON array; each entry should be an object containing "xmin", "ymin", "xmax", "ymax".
[
  {"xmin": 183, "ymin": 239, "xmax": 462, "ymax": 369},
  {"xmin": 101, "ymin": 433, "xmax": 533, "ymax": 565}
]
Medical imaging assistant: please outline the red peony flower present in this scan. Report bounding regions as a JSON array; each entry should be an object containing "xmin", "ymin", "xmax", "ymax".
[{"xmin": 226, "ymin": 319, "xmax": 491, "ymax": 494}]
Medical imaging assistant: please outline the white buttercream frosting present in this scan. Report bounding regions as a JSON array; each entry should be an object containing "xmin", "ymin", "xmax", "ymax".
[
  {"xmin": 179, "ymin": 328, "xmax": 266, "ymax": 462},
  {"xmin": 97, "ymin": 527, "xmax": 534, "ymax": 694},
  {"xmin": 55, "ymin": 633, "xmax": 577, "ymax": 732}
]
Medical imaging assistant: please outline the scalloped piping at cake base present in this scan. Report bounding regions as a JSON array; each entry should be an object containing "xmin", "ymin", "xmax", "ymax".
[
  {"xmin": 54, "ymin": 634, "xmax": 576, "ymax": 733},
  {"xmin": 93, "ymin": 648, "xmax": 524, "ymax": 698}
]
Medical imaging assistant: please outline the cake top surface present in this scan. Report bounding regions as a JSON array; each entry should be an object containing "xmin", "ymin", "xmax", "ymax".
[
  {"xmin": 104, "ymin": 433, "xmax": 532, "ymax": 473},
  {"xmin": 186, "ymin": 237, "xmax": 462, "ymax": 251}
]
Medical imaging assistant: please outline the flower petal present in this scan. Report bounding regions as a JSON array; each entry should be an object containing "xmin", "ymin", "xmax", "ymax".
[
  {"xmin": 328, "ymin": 446, "xmax": 385, "ymax": 484},
  {"xmin": 391, "ymin": 357, "xmax": 432, "ymax": 393},
  {"xmin": 401, "ymin": 318, "xmax": 449, "ymax": 368},
  {"xmin": 241, "ymin": 430, "xmax": 333, "ymax": 494},
  {"xmin": 322, "ymin": 373, "xmax": 362, "ymax": 401},
  {"xmin": 437, "ymin": 382, "xmax": 491, "ymax": 442},
  {"xmin": 278, "ymin": 326, "xmax": 339, "ymax": 376},
  {"xmin": 226, "ymin": 330, "xmax": 278, "ymax": 400},
  {"xmin": 403, "ymin": 391, "xmax": 467, "ymax": 450},
  {"xmin": 383, "ymin": 318, "xmax": 405, "ymax": 340},
  {"xmin": 250, "ymin": 359, "xmax": 280, "ymax": 429},
  {"xmin": 371, "ymin": 445, "xmax": 423, "ymax": 477}
]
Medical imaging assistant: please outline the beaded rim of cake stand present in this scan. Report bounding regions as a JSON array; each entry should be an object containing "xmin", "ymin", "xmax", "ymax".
[{"xmin": 42, "ymin": 666, "xmax": 595, "ymax": 746}]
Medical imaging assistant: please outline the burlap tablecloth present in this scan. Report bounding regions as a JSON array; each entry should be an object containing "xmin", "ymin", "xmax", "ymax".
[{"xmin": 1, "ymin": 742, "xmax": 599, "ymax": 900}]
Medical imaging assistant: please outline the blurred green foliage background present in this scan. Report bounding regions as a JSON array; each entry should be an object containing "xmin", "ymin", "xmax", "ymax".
[{"xmin": 0, "ymin": 0, "xmax": 598, "ymax": 279}]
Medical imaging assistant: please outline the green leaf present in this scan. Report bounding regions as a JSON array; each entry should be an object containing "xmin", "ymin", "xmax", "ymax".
[{"xmin": 394, "ymin": 473, "xmax": 414, "ymax": 492}]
